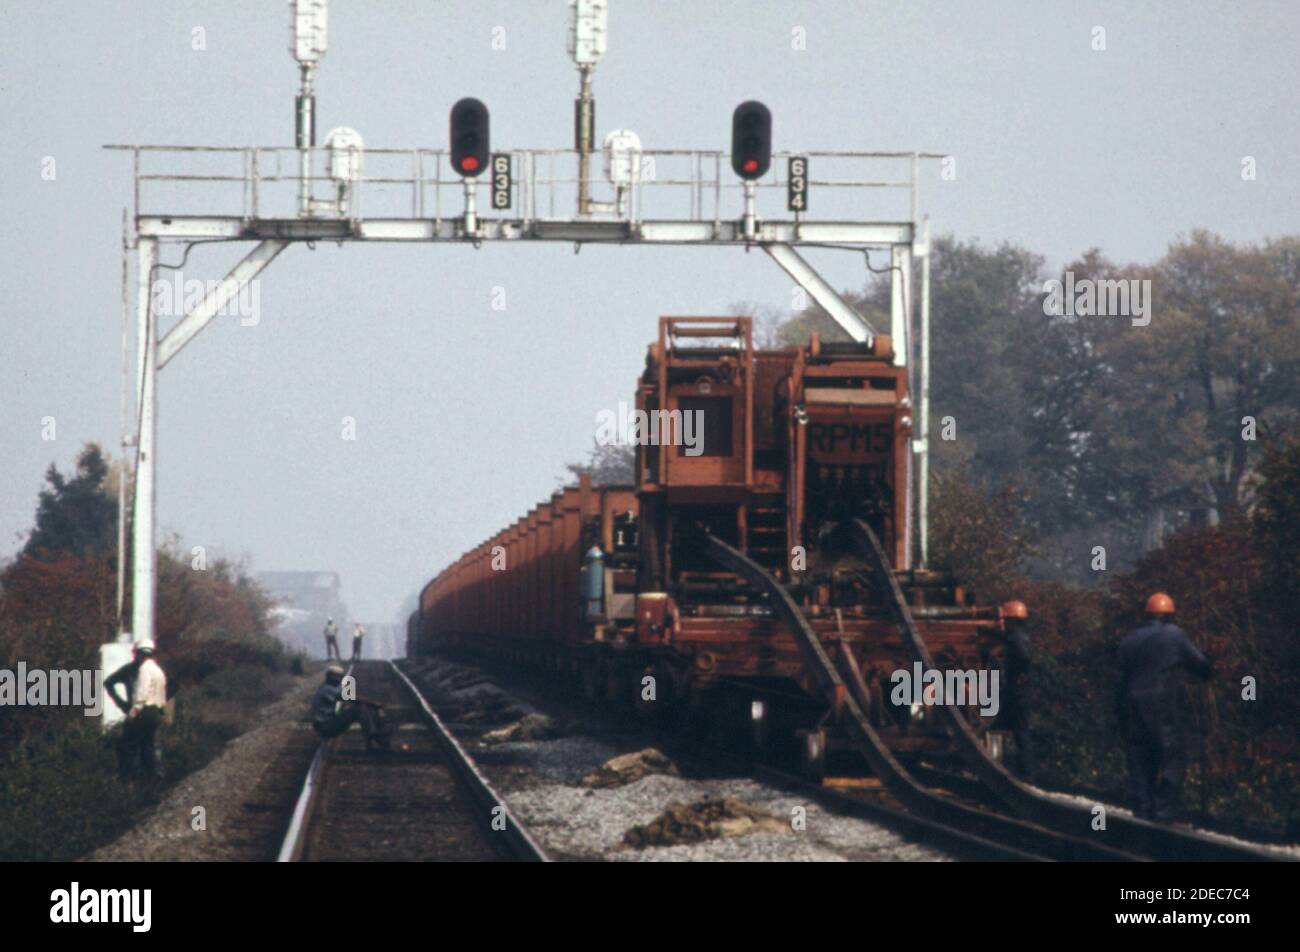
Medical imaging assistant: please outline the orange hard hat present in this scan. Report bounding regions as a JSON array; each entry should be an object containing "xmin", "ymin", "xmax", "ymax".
[
  {"xmin": 1145, "ymin": 592, "xmax": 1175, "ymax": 615},
  {"xmin": 1001, "ymin": 600, "xmax": 1029, "ymax": 620}
]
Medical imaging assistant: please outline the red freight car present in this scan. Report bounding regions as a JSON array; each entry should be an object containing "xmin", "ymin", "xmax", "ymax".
[
  {"xmin": 413, "ymin": 316, "xmax": 1017, "ymax": 772},
  {"xmin": 416, "ymin": 480, "xmax": 639, "ymax": 659}
]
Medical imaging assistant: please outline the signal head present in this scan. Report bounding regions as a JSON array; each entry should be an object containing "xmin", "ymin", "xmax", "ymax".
[
  {"xmin": 450, "ymin": 97, "xmax": 490, "ymax": 178},
  {"xmin": 731, "ymin": 100, "xmax": 772, "ymax": 181}
]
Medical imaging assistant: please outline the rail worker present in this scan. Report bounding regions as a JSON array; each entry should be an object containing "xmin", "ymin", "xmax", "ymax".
[
  {"xmin": 351, "ymin": 622, "xmax": 366, "ymax": 662},
  {"xmin": 323, "ymin": 616, "xmax": 341, "ymax": 660},
  {"xmin": 998, "ymin": 601, "xmax": 1036, "ymax": 782},
  {"xmin": 105, "ymin": 638, "xmax": 169, "ymax": 781},
  {"xmin": 1117, "ymin": 593, "xmax": 1213, "ymax": 822},
  {"xmin": 310, "ymin": 664, "xmax": 390, "ymax": 749}
]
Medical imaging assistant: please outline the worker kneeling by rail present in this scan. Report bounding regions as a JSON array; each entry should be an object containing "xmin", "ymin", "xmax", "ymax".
[{"xmin": 310, "ymin": 664, "xmax": 390, "ymax": 749}]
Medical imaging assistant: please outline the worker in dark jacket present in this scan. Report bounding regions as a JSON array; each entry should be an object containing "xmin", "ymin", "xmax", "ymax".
[
  {"xmin": 1117, "ymin": 593, "xmax": 1213, "ymax": 821},
  {"xmin": 310, "ymin": 664, "xmax": 389, "ymax": 749},
  {"xmin": 998, "ymin": 601, "xmax": 1036, "ymax": 782}
]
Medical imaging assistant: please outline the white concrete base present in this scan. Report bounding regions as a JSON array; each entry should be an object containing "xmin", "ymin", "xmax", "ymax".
[{"xmin": 99, "ymin": 641, "xmax": 134, "ymax": 730}]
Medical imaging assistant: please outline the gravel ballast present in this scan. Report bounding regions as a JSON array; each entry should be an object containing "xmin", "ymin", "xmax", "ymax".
[{"xmin": 402, "ymin": 655, "xmax": 953, "ymax": 862}]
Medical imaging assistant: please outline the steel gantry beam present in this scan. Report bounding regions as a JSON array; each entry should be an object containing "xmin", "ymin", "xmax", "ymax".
[
  {"xmin": 761, "ymin": 242, "xmax": 874, "ymax": 345},
  {"xmin": 157, "ymin": 240, "xmax": 288, "ymax": 368},
  {"xmin": 134, "ymin": 216, "xmax": 915, "ymax": 246}
]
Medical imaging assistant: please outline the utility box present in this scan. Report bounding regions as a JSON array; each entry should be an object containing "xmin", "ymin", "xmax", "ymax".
[{"xmin": 326, "ymin": 127, "xmax": 364, "ymax": 182}]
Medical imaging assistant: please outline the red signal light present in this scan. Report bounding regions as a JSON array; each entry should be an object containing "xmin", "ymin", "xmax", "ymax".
[
  {"xmin": 449, "ymin": 98, "xmax": 490, "ymax": 178},
  {"xmin": 731, "ymin": 101, "xmax": 772, "ymax": 180}
]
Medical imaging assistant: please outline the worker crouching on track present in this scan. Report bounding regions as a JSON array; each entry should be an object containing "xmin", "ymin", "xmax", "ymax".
[
  {"xmin": 1117, "ymin": 593, "xmax": 1213, "ymax": 822},
  {"xmin": 105, "ymin": 638, "xmax": 168, "ymax": 781},
  {"xmin": 997, "ymin": 601, "xmax": 1036, "ymax": 783},
  {"xmin": 310, "ymin": 664, "xmax": 390, "ymax": 749}
]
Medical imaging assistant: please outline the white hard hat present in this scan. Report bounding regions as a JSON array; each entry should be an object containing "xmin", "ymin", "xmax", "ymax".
[{"xmin": 133, "ymin": 638, "xmax": 156, "ymax": 654}]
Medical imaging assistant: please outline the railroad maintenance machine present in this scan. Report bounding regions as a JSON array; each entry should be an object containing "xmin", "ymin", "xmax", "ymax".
[{"xmin": 412, "ymin": 315, "xmax": 1019, "ymax": 780}]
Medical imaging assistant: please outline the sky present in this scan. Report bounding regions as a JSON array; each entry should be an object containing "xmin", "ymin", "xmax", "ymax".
[{"xmin": 2, "ymin": 1, "xmax": 1298, "ymax": 621}]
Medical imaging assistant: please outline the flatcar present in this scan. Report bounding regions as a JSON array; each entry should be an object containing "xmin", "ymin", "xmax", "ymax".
[{"xmin": 411, "ymin": 316, "xmax": 1018, "ymax": 773}]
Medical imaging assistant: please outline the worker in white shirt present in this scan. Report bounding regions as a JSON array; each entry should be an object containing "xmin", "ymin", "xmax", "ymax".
[
  {"xmin": 351, "ymin": 622, "xmax": 366, "ymax": 662},
  {"xmin": 323, "ymin": 616, "xmax": 341, "ymax": 660},
  {"xmin": 105, "ymin": 638, "xmax": 168, "ymax": 781}
]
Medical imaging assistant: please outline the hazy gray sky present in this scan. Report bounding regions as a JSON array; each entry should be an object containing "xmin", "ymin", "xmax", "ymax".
[{"xmin": 3, "ymin": 1, "xmax": 1297, "ymax": 620}]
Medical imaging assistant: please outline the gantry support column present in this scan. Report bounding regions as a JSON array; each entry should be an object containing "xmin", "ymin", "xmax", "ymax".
[
  {"xmin": 889, "ymin": 242, "xmax": 913, "ymax": 567},
  {"xmin": 130, "ymin": 237, "xmax": 158, "ymax": 645},
  {"xmin": 916, "ymin": 220, "xmax": 931, "ymax": 568}
]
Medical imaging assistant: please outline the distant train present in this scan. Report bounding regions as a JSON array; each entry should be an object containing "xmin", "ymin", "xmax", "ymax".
[{"xmin": 408, "ymin": 316, "xmax": 1015, "ymax": 773}]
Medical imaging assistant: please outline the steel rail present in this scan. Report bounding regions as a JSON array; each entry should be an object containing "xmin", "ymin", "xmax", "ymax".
[
  {"xmin": 746, "ymin": 760, "xmax": 1067, "ymax": 863},
  {"xmin": 389, "ymin": 661, "xmax": 550, "ymax": 862},
  {"xmin": 276, "ymin": 661, "xmax": 353, "ymax": 863},
  {"xmin": 275, "ymin": 744, "xmax": 327, "ymax": 862}
]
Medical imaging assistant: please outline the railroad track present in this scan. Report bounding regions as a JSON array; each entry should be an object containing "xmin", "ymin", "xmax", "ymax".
[
  {"xmin": 903, "ymin": 758, "xmax": 1297, "ymax": 863},
  {"xmin": 277, "ymin": 660, "xmax": 547, "ymax": 862},
  {"xmin": 679, "ymin": 736, "xmax": 1128, "ymax": 862},
  {"xmin": 909, "ymin": 758, "xmax": 1296, "ymax": 849},
  {"xmin": 749, "ymin": 761, "xmax": 1126, "ymax": 862},
  {"xmin": 760, "ymin": 753, "xmax": 1293, "ymax": 863},
  {"xmin": 706, "ymin": 705, "xmax": 1290, "ymax": 863}
]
